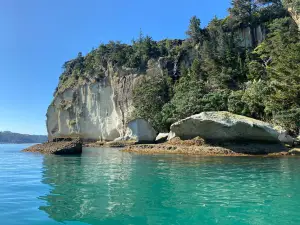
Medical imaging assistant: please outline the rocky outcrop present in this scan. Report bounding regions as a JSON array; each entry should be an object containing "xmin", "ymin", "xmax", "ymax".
[
  {"xmin": 155, "ymin": 133, "xmax": 169, "ymax": 143},
  {"xmin": 47, "ymin": 62, "xmax": 163, "ymax": 141},
  {"xmin": 289, "ymin": 148, "xmax": 300, "ymax": 155},
  {"xmin": 168, "ymin": 111, "xmax": 282, "ymax": 143},
  {"xmin": 124, "ymin": 136, "xmax": 287, "ymax": 155},
  {"xmin": 22, "ymin": 138, "xmax": 82, "ymax": 154},
  {"xmin": 237, "ymin": 25, "xmax": 266, "ymax": 48},
  {"xmin": 126, "ymin": 119, "xmax": 157, "ymax": 143},
  {"xmin": 46, "ymin": 25, "xmax": 269, "ymax": 142}
]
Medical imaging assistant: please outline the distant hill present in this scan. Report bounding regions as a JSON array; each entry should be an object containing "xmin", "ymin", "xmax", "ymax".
[{"xmin": 0, "ymin": 131, "xmax": 48, "ymax": 144}]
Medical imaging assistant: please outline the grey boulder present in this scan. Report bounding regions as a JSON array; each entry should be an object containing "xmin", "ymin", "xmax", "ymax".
[
  {"xmin": 126, "ymin": 119, "xmax": 157, "ymax": 143},
  {"xmin": 168, "ymin": 111, "xmax": 281, "ymax": 143},
  {"xmin": 278, "ymin": 131, "xmax": 295, "ymax": 146}
]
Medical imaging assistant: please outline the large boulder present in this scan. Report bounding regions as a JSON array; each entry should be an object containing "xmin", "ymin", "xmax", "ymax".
[
  {"xmin": 22, "ymin": 138, "xmax": 82, "ymax": 154},
  {"xmin": 168, "ymin": 111, "xmax": 281, "ymax": 143},
  {"xmin": 126, "ymin": 119, "xmax": 157, "ymax": 143}
]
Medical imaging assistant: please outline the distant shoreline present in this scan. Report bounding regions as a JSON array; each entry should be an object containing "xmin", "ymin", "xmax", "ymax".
[
  {"xmin": 0, "ymin": 142, "xmax": 42, "ymax": 144},
  {"xmin": 0, "ymin": 131, "xmax": 47, "ymax": 144}
]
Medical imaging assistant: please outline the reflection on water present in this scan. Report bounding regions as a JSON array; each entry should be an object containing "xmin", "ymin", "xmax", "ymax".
[{"xmin": 39, "ymin": 148, "xmax": 300, "ymax": 225}]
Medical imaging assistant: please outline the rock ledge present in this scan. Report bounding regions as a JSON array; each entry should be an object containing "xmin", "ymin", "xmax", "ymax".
[{"xmin": 22, "ymin": 138, "xmax": 82, "ymax": 154}]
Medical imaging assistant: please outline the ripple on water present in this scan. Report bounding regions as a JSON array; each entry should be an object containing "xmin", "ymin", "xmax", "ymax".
[{"xmin": 1, "ymin": 145, "xmax": 300, "ymax": 225}]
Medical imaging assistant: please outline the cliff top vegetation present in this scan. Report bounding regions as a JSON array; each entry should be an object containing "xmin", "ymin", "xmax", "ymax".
[{"xmin": 55, "ymin": 0, "xmax": 300, "ymax": 135}]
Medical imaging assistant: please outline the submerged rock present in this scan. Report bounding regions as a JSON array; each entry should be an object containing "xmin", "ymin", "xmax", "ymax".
[
  {"xmin": 126, "ymin": 119, "xmax": 157, "ymax": 143},
  {"xmin": 22, "ymin": 138, "xmax": 82, "ymax": 154},
  {"xmin": 169, "ymin": 111, "xmax": 281, "ymax": 143}
]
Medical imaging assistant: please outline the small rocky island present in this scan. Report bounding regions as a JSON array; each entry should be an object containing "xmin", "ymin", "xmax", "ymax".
[
  {"xmin": 26, "ymin": 1, "xmax": 300, "ymax": 155},
  {"xmin": 23, "ymin": 138, "xmax": 82, "ymax": 155},
  {"xmin": 22, "ymin": 111, "xmax": 300, "ymax": 156}
]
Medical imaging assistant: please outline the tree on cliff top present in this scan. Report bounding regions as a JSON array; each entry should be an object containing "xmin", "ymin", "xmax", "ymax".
[
  {"xmin": 186, "ymin": 16, "xmax": 203, "ymax": 44},
  {"xmin": 56, "ymin": 0, "xmax": 300, "ymax": 134}
]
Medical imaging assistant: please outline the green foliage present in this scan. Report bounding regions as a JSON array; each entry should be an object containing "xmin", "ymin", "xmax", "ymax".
[
  {"xmin": 273, "ymin": 108, "xmax": 300, "ymax": 134},
  {"xmin": 128, "ymin": 32, "xmax": 160, "ymax": 70},
  {"xmin": 228, "ymin": 90, "xmax": 247, "ymax": 115},
  {"xmin": 228, "ymin": 0, "xmax": 286, "ymax": 28},
  {"xmin": 186, "ymin": 16, "xmax": 203, "ymax": 44},
  {"xmin": 229, "ymin": 0, "xmax": 256, "ymax": 28},
  {"xmin": 132, "ymin": 75, "xmax": 172, "ymax": 131},
  {"xmin": 190, "ymin": 58, "xmax": 205, "ymax": 80},
  {"xmin": 247, "ymin": 60, "xmax": 266, "ymax": 80},
  {"xmin": 252, "ymin": 17, "xmax": 300, "ymax": 115},
  {"xmin": 159, "ymin": 72, "xmax": 206, "ymax": 126},
  {"xmin": 201, "ymin": 90, "xmax": 230, "ymax": 112},
  {"xmin": 54, "ymin": 1, "xmax": 300, "ymax": 134},
  {"xmin": 242, "ymin": 80, "xmax": 271, "ymax": 119},
  {"xmin": 62, "ymin": 52, "xmax": 85, "ymax": 77}
]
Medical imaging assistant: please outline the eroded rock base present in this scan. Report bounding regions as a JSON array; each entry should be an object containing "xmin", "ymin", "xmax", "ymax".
[
  {"xmin": 123, "ymin": 137, "xmax": 289, "ymax": 156},
  {"xmin": 22, "ymin": 139, "xmax": 82, "ymax": 154}
]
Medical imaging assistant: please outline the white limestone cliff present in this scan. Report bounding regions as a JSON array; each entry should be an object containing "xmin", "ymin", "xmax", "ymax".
[
  {"xmin": 47, "ymin": 62, "xmax": 161, "ymax": 141},
  {"xmin": 47, "ymin": 73, "xmax": 139, "ymax": 141}
]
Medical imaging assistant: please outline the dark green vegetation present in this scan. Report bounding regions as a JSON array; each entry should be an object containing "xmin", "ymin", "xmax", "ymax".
[
  {"xmin": 57, "ymin": 0, "xmax": 300, "ymax": 134},
  {"xmin": 0, "ymin": 131, "xmax": 48, "ymax": 144}
]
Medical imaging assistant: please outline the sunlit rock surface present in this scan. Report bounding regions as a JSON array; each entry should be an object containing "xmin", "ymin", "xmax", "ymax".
[
  {"xmin": 126, "ymin": 119, "xmax": 157, "ymax": 143},
  {"xmin": 168, "ymin": 111, "xmax": 281, "ymax": 143}
]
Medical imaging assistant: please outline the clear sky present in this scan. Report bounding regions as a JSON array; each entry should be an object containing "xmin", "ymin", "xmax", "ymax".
[{"xmin": 0, "ymin": 0, "xmax": 231, "ymax": 135}]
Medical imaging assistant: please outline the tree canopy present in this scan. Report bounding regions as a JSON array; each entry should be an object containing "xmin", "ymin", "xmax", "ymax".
[{"xmin": 56, "ymin": 0, "xmax": 300, "ymax": 134}]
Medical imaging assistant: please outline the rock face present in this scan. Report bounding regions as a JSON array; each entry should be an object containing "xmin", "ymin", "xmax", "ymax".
[
  {"xmin": 47, "ymin": 64, "xmax": 158, "ymax": 141},
  {"xmin": 126, "ymin": 119, "xmax": 157, "ymax": 143},
  {"xmin": 155, "ymin": 133, "xmax": 169, "ymax": 143},
  {"xmin": 237, "ymin": 25, "xmax": 266, "ymax": 47},
  {"xmin": 169, "ymin": 111, "xmax": 281, "ymax": 143},
  {"xmin": 278, "ymin": 131, "xmax": 295, "ymax": 146},
  {"xmin": 47, "ymin": 76, "xmax": 133, "ymax": 141},
  {"xmin": 22, "ymin": 139, "xmax": 82, "ymax": 154}
]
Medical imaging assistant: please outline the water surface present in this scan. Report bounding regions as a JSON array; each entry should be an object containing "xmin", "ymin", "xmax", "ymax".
[{"xmin": 1, "ymin": 144, "xmax": 300, "ymax": 225}]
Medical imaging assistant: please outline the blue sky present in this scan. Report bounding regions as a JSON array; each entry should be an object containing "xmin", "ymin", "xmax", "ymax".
[{"xmin": 0, "ymin": 0, "xmax": 230, "ymax": 135}]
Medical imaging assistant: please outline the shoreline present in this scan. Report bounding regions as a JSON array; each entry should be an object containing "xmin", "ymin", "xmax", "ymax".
[
  {"xmin": 121, "ymin": 138, "xmax": 300, "ymax": 157},
  {"xmin": 122, "ymin": 144, "xmax": 292, "ymax": 157},
  {"xmin": 123, "ymin": 144, "xmax": 247, "ymax": 156}
]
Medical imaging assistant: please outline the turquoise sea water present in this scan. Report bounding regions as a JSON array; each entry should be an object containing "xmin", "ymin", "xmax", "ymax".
[{"xmin": 1, "ymin": 144, "xmax": 300, "ymax": 225}]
